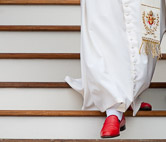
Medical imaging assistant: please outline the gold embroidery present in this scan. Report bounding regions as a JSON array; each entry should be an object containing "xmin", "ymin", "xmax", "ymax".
[
  {"xmin": 141, "ymin": 4, "xmax": 160, "ymax": 10},
  {"xmin": 139, "ymin": 7, "xmax": 161, "ymax": 59},
  {"xmin": 142, "ymin": 11, "xmax": 159, "ymax": 37},
  {"xmin": 139, "ymin": 38, "xmax": 161, "ymax": 60}
]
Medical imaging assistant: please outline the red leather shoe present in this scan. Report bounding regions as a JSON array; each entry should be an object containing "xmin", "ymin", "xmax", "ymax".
[
  {"xmin": 128, "ymin": 102, "xmax": 152, "ymax": 111},
  {"xmin": 100, "ymin": 114, "xmax": 126, "ymax": 138}
]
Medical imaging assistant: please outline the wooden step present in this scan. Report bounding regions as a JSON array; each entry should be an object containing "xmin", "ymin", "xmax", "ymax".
[
  {"xmin": 0, "ymin": 110, "xmax": 165, "ymax": 117},
  {"xmin": 0, "ymin": 82, "xmax": 165, "ymax": 88},
  {"xmin": 0, "ymin": 53, "xmax": 165, "ymax": 60},
  {"xmin": 0, "ymin": 53, "xmax": 80, "ymax": 59},
  {"xmin": 0, "ymin": 82, "xmax": 70, "ymax": 88},
  {"xmin": 0, "ymin": 26, "xmax": 80, "ymax": 31},
  {"xmin": 0, "ymin": 140, "xmax": 165, "ymax": 142},
  {"xmin": 0, "ymin": 0, "xmax": 80, "ymax": 5},
  {"xmin": 150, "ymin": 82, "xmax": 166, "ymax": 88}
]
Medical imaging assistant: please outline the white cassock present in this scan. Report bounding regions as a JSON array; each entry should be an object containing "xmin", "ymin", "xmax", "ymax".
[{"xmin": 65, "ymin": 0, "xmax": 166, "ymax": 116}]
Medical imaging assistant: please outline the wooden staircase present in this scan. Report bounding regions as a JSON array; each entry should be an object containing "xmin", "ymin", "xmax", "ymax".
[{"xmin": 0, "ymin": 0, "xmax": 166, "ymax": 141}]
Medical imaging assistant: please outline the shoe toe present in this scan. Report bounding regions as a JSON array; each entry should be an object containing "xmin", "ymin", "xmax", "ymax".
[
  {"xmin": 100, "ymin": 127, "xmax": 120, "ymax": 138},
  {"xmin": 140, "ymin": 102, "xmax": 152, "ymax": 110}
]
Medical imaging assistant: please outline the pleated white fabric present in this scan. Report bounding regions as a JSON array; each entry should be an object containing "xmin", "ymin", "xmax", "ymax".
[{"xmin": 65, "ymin": 0, "xmax": 166, "ymax": 116}]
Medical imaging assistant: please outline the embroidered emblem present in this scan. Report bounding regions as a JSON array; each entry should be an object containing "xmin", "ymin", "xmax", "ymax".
[
  {"xmin": 139, "ymin": 1, "xmax": 161, "ymax": 59},
  {"xmin": 142, "ymin": 10, "xmax": 159, "ymax": 38}
]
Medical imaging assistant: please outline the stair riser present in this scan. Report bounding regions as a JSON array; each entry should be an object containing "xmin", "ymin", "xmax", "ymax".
[
  {"xmin": 0, "ymin": 88, "xmax": 165, "ymax": 110},
  {"xmin": 0, "ymin": 117, "xmax": 165, "ymax": 139},
  {"xmin": 1, "ymin": 31, "xmax": 166, "ymax": 53},
  {"xmin": 0, "ymin": 32, "xmax": 80, "ymax": 53},
  {"xmin": 0, "ymin": 5, "xmax": 80, "ymax": 25},
  {"xmin": 0, "ymin": 59, "xmax": 80, "ymax": 82},
  {"xmin": 0, "ymin": 60, "xmax": 165, "ymax": 82}
]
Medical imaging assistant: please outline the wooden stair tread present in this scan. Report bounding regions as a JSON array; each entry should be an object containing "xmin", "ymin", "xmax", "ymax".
[
  {"xmin": 0, "ymin": 110, "xmax": 165, "ymax": 117},
  {"xmin": 0, "ymin": 82, "xmax": 165, "ymax": 88},
  {"xmin": 0, "ymin": 82, "xmax": 70, "ymax": 88},
  {"xmin": 0, "ymin": 53, "xmax": 80, "ymax": 59},
  {"xmin": 0, "ymin": 53, "xmax": 165, "ymax": 60},
  {"xmin": 0, "ymin": 26, "xmax": 80, "ymax": 31},
  {"xmin": 0, "ymin": 0, "xmax": 80, "ymax": 5}
]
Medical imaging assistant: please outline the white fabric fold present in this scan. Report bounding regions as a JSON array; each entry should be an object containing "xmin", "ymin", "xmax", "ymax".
[{"xmin": 64, "ymin": 0, "xmax": 166, "ymax": 116}]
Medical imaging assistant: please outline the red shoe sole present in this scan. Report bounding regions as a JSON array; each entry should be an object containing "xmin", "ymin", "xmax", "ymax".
[{"xmin": 101, "ymin": 134, "xmax": 120, "ymax": 138}]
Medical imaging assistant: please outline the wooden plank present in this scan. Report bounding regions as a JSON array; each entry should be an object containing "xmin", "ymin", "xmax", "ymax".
[
  {"xmin": 0, "ymin": 53, "xmax": 80, "ymax": 59},
  {"xmin": 0, "ymin": 140, "xmax": 165, "ymax": 142},
  {"xmin": 0, "ymin": 82, "xmax": 70, "ymax": 88},
  {"xmin": 0, "ymin": 0, "xmax": 80, "ymax": 5},
  {"xmin": 161, "ymin": 54, "xmax": 166, "ymax": 60},
  {"xmin": 0, "ymin": 110, "xmax": 165, "ymax": 117},
  {"xmin": 0, "ymin": 82, "xmax": 165, "ymax": 88},
  {"xmin": 0, "ymin": 26, "xmax": 80, "ymax": 31},
  {"xmin": 0, "ymin": 53, "xmax": 165, "ymax": 60},
  {"xmin": 149, "ymin": 82, "xmax": 166, "ymax": 88}
]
